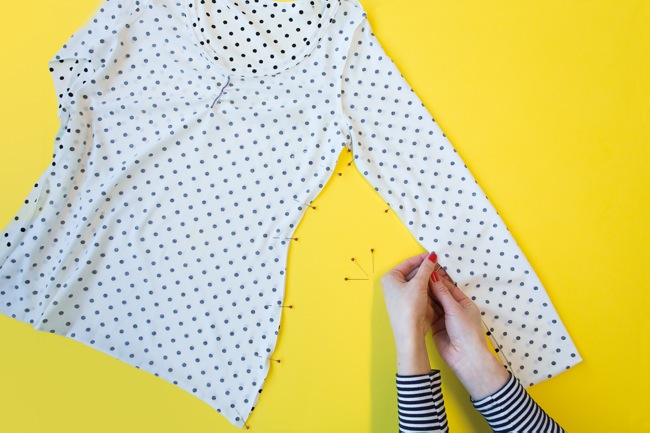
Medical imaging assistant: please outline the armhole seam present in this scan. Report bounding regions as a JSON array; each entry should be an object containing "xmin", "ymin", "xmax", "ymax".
[{"xmin": 336, "ymin": 14, "xmax": 368, "ymax": 155}]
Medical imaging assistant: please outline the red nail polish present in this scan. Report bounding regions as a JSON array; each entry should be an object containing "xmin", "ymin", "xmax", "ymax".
[
  {"xmin": 431, "ymin": 271, "xmax": 440, "ymax": 283},
  {"xmin": 427, "ymin": 252, "xmax": 437, "ymax": 263}
]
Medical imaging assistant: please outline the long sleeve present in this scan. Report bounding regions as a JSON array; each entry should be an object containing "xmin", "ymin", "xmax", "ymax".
[
  {"xmin": 473, "ymin": 373, "xmax": 565, "ymax": 432},
  {"xmin": 339, "ymin": 6, "xmax": 580, "ymax": 387},
  {"xmin": 396, "ymin": 371, "xmax": 448, "ymax": 433},
  {"xmin": 0, "ymin": 0, "xmax": 145, "ymax": 325},
  {"xmin": 49, "ymin": 0, "xmax": 144, "ymax": 120},
  {"xmin": 397, "ymin": 371, "xmax": 564, "ymax": 433}
]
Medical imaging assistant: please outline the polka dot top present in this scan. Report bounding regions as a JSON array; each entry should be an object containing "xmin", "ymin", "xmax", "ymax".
[{"xmin": 0, "ymin": 0, "xmax": 581, "ymax": 427}]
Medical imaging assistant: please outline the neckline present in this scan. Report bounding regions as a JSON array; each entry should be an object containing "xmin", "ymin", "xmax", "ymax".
[{"xmin": 185, "ymin": 0, "xmax": 338, "ymax": 80}]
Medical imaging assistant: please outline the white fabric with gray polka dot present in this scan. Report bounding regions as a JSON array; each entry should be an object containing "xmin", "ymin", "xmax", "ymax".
[{"xmin": 0, "ymin": 0, "xmax": 580, "ymax": 427}]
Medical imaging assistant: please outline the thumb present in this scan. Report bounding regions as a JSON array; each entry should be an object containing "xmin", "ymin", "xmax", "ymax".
[{"xmin": 412, "ymin": 252, "xmax": 438, "ymax": 285}]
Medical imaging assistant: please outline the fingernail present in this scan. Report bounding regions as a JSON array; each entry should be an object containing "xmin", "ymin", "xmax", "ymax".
[
  {"xmin": 427, "ymin": 252, "xmax": 437, "ymax": 263},
  {"xmin": 431, "ymin": 271, "xmax": 440, "ymax": 283}
]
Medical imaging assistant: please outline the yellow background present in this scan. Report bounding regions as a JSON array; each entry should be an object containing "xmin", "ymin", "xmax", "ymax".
[{"xmin": 1, "ymin": 0, "xmax": 648, "ymax": 431}]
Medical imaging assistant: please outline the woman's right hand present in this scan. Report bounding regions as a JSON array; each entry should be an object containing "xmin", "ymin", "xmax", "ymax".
[{"xmin": 428, "ymin": 259, "xmax": 510, "ymax": 400}]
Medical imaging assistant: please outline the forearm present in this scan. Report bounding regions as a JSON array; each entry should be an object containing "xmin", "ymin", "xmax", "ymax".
[
  {"xmin": 396, "ymin": 371, "xmax": 449, "ymax": 433},
  {"xmin": 396, "ymin": 336, "xmax": 431, "ymax": 376}
]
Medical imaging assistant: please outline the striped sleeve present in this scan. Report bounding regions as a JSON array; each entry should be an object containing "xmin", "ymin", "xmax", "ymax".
[
  {"xmin": 396, "ymin": 370, "xmax": 449, "ymax": 433},
  {"xmin": 472, "ymin": 373, "xmax": 566, "ymax": 432}
]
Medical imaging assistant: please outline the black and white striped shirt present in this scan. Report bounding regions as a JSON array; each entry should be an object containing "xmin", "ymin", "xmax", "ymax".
[{"xmin": 396, "ymin": 371, "xmax": 565, "ymax": 432}]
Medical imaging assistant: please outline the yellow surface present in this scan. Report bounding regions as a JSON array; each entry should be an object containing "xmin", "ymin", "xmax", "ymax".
[{"xmin": 1, "ymin": 0, "xmax": 649, "ymax": 431}]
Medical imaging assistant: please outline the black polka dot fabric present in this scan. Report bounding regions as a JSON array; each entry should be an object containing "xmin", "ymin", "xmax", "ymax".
[{"xmin": 0, "ymin": 0, "xmax": 580, "ymax": 427}]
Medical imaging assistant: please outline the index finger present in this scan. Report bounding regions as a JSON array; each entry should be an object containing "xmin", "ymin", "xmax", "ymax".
[{"xmin": 388, "ymin": 253, "xmax": 428, "ymax": 279}]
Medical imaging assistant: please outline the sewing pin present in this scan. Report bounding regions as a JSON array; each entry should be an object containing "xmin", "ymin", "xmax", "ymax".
[
  {"xmin": 351, "ymin": 257, "xmax": 369, "ymax": 277},
  {"xmin": 293, "ymin": 199, "xmax": 316, "ymax": 210}
]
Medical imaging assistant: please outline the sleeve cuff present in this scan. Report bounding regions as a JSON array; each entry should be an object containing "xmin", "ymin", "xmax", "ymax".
[{"xmin": 470, "ymin": 372, "xmax": 517, "ymax": 408}]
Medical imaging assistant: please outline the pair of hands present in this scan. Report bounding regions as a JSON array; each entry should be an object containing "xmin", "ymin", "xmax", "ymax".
[{"xmin": 381, "ymin": 252, "xmax": 509, "ymax": 400}]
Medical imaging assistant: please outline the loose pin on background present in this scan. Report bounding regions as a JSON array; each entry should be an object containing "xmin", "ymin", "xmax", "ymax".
[
  {"xmin": 344, "ymin": 250, "xmax": 375, "ymax": 281},
  {"xmin": 351, "ymin": 257, "xmax": 369, "ymax": 278}
]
